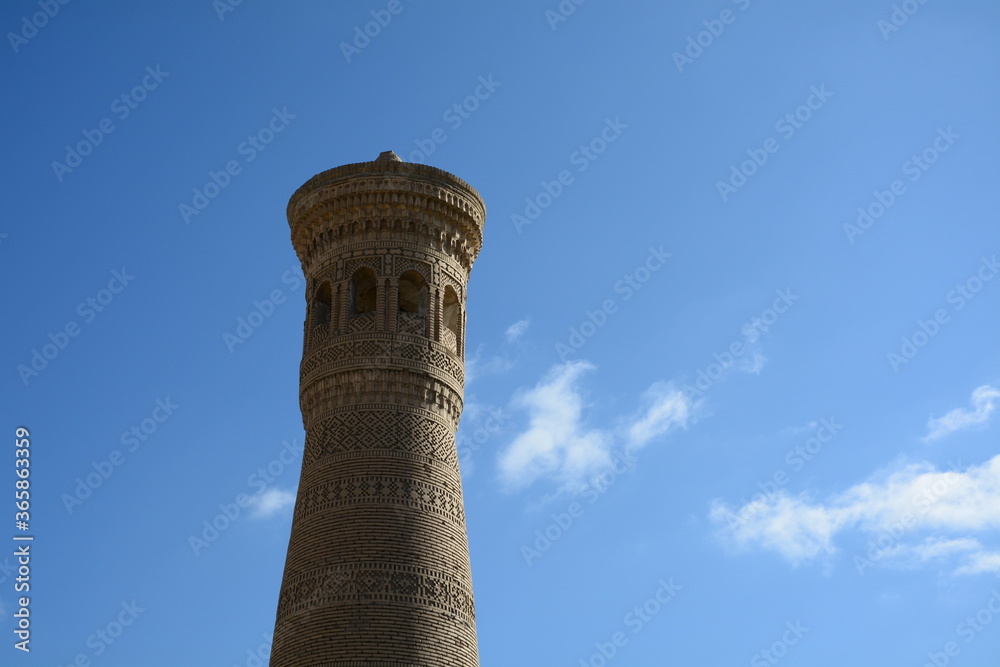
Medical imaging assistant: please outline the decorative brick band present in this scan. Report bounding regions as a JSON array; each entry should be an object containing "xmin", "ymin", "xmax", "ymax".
[
  {"xmin": 275, "ymin": 561, "xmax": 476, "ymax": 623},
  {"xmin": 293, "ymin": 473, "xmax": 467, "ymax": 525},
  {"xmin": 302, "ymin": 410, "xmax": 460, "ymax": 468},
  {"xmin": 300, "ymin": 334, "xmax": 465, "ymax": 389}
]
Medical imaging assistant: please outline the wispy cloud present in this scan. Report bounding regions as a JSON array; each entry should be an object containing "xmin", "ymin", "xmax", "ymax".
[
  {"xmin": 778, "ymin": 420, "xmax": 820, "ymax": 437},
  {"xmin": 738, "ymin": 349, "xmax": 766, "ymax": 375},
  {"xmin": 710, "ymin": 455, "xmax": 1000, "ymax": 575},
  {"xmin": 466, "ymin": 345, "xmax": 514, "ymax": 384},
  {"xmin": 249, "ymin": 488, "xmax": 295, "ymax": 519},
  {"xmin": 683, "ymin": 334, "xmax": 771, "ymax": 398},
  {"xmin": 880, "ymin": 536, "xmax": 983, "ymax": 569},
  {"xmin": 879, "ymin": 537, "xmax": 1000, "ymax": 575},
  {"xmin": 505, "ymin": 318, "xmax": 530, "ymax": 343},
  {"xmin": 497, "ymin": 362, "xmax": 696, "ymax": 491},
  {"xmin": 954, "ymin": 548, "xmax": 1000, "ymax": 575},
  {"xmin": 466, "ymin": 318, "xmax": 529, "ymax": 384},
  {"xmin": 923, "ymin": 384, "xmax": 999, "ymax": 442},
  {"xmin": 626, "ymin": 382, "xmax": 696, "ymax": 449}
]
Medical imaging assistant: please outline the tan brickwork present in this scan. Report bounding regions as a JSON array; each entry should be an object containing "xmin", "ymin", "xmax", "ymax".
[{"xmin": 271, "ymin": 151, "xmax": 485, "ymax": 666}]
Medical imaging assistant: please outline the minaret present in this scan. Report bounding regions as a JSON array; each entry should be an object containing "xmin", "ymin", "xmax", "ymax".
[{"xmin": 271, "ymin": 151, "xmax": 484, "ymax": 666}]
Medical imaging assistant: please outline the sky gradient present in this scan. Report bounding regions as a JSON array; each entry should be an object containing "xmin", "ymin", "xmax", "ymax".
[{"xmin": 3, "ymin": 1, "xmax": 1000, "ymax": 665}]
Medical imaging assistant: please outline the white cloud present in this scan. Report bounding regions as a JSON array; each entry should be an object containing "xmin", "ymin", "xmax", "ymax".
[
  {"xmin": 955, "ymin": 549, "xmax": 1000, "ymax": 575},
  {"xmin": 497, "ymin": 362, "xmax": 696, "ymax": 490},
  {"xmin": 868, "ymin": 537, "xmax": 983, "ymax": 572},
  {"xmin": 505, "ymin": 318, "xmax": 530, "ymax": 343},
  {"xmin": 249, "ymin": 488, "xmax": 296, "ymax": 519},
  {"xmin": 626, "ymin": 382, "xmax": 696, "ymax": 450},
  {"xmin": 883, "ymin": 538, "xmax": 1000, "ymax": 575},
  {"xmin": 711, "ymin": 455, "xmax": 1000, "ymax": 575},
  {"xmin": 497, "ymin": 362, "xmax": 610, "ymax": 490},
  {"xmin": 710, "ymin": 493, "xmax": 845, "ymax": 564},
  {"xmin": 924, "ymin": 385, "xmax": 1000, "ymax": 442}
]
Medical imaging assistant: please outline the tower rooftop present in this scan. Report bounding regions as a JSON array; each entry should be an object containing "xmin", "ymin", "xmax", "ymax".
[
  {"xmin": 285, "ymin": 152, "xmax": 487, "ymax": 272},
  {"xmin": 287, "ymin": 152, "xmax": 485, "ymax": 224}
]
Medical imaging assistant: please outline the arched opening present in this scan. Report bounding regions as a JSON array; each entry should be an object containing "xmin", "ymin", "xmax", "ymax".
[
  {"xmin": 397, "ymin": 271, "xmax": 427, "ymax": 335},
  {"xmin": 311, "ymin": 281, "xmax": 332, "ymax": 327},
  {"xmin": 351, "ymin": 269, "xmax": 377, "ymax": 315},
  {"xmin": 442, "ymin": 286, "xmax": 460, "ymax": 353},
  {"xmin": 398, "ymin": 271, "xmax": 426, "ymax": 315}
]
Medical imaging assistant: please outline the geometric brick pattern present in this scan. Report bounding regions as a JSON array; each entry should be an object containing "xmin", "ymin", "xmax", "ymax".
[
  {"xmin": 275, "ymin": 562, "xmax": 477, "ymax": 623},
  {"xmin": 291, "ymin": 472, "xmax": 468, "ymax": 525},
  {"xmin": 302, "ymin": 411, "xmax": 460, "ymax": 469},
  {"xmin": 300, "ymin": 336, "xmax": 466, "ymax": 388},
  {"xmin": 271, "ymin": 152, "xmax": 485, "ymax": 666}
]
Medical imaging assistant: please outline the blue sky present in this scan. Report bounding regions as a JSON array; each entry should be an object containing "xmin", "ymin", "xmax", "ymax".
[{"xmin": 3, "ymin": 1, "xmax": 1000, "ymax": 665}]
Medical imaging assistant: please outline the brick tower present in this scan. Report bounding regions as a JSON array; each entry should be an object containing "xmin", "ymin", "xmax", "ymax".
[{"xmin": 271, "ymin": 151, "xmax": 484, "ymax": 666}]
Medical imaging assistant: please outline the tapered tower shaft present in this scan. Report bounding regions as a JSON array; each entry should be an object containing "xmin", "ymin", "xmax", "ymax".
[{"xmin": 272, "ymin": 152, "xmax": 485, "ymax": 666}]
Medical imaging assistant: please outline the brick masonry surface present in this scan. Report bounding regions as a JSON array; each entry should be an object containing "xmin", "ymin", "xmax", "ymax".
[{"xmin": 271, "ymin": 152, "xmax": 485, "ymax": 666}]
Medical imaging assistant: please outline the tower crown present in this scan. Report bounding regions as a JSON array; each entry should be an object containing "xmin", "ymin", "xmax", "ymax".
[{"xmin": 287, "ymin": 153, "xmax": 485, "ymax": 274}]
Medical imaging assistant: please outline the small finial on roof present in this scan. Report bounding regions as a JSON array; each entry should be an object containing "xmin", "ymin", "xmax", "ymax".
[{"xmin": 376, "ymin": 150, "xmax": 402, "ymax": 163}]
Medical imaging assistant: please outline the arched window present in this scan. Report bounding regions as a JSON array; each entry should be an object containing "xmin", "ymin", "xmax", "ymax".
[
  {"xmin": 351, "ymin": 269, "xmax": 377, "ymax": 315},
  {"xmin": 398, "ymin": 271, "xmax": 426, "ymax": 316},
  {"xmin": 442, "ymin": 286, "xmax": 460, "ymax": 353},
  {"xmin": 311, "ymin": 281, "xmax": 332, "ymax": 327}
]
